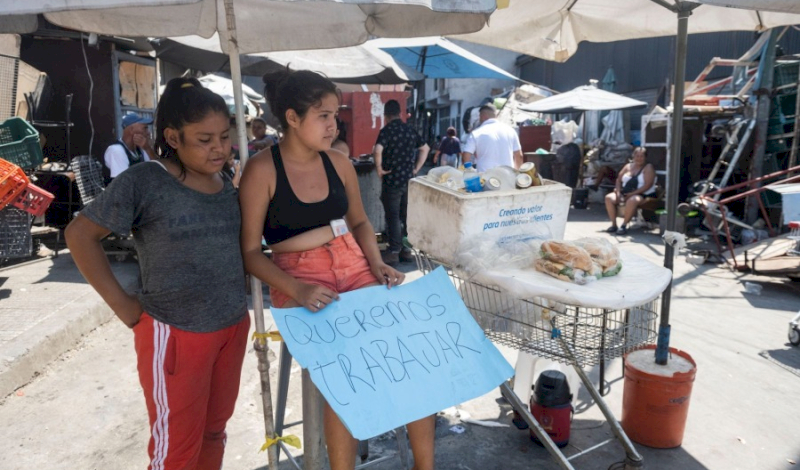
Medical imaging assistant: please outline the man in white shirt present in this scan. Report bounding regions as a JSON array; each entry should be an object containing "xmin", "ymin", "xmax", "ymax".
[
  {"xmin": 104, "ymin": 112, "xmax": 154, "ymax": 179},
  {"xmin": 462, "ymin": 104, "xmax": 523, "ymax": 171}
]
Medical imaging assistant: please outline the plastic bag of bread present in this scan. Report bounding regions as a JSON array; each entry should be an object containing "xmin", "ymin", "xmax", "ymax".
[
  {"xmin": 535, "ymin": 240, "xmax": 597, "ymax": 284},
  {"xmin": 574, "ymin": 237, "xmax": 622, "ymax": 277}
]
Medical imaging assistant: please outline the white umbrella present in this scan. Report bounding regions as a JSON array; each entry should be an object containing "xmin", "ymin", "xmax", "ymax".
[
  {"xmin": 2, "ymin": 2, "xmax": 497, "ymax": 469},
  {"xmin": 198, "ymin": 74, "xmax": 263, "ymax": 117},
  {"xmin": 451, "ymin": 1, "xmax": 800, "ymax": 63},
  {"xmin": 159, "ymin": 33, "xmax": 423, "ymax": 84},
  {"xmin": 519, "ymin": 85, "xmax": 647, "ymax": 113}
]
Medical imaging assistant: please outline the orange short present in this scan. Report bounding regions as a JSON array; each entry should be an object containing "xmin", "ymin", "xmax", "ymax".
[{"xmin": 270, "ymin": 232, "xmax": 379, "ymax": 308}]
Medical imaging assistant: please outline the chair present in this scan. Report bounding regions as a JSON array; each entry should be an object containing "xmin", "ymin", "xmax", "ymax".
[
  {"xmin": 71, "ymin": 155, "xmax": 105, "ymax": 206},
  {"xmin": 70, "ymin": 155, "xmax": 136, "ymax": 261},
  {"xmin": 615, "ymin": 185, "xmax": 664, "ymax": 229}
]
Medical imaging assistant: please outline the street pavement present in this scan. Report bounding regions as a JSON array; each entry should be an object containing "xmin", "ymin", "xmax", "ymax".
[{"xmin": 1, "ymin": 203, "xmax": 799, "ymax": 470}]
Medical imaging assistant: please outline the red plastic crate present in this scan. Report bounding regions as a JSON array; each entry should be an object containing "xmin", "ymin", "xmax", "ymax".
[
  {"xmin": 0, "ymin": 157, "xmax": 29, "ymax": 209},
  {"xmin": 11, "ymin": 182, "xmax": 54, "ymax": 217}
]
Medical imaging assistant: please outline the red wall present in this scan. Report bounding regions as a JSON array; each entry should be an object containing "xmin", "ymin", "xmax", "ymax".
[{"xmin": 340, "ymin": 91, "xmax": 410, "ymax": 157}]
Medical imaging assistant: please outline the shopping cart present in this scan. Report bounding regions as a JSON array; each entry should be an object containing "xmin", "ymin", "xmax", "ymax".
[
  {"xmin": 70, "ymin": 155, "xmax": 105, "ymax": 206},
  {"xmin": 70, "ymin": 155, "xmax": 136, "ymax": 261},
  {"xmin": 416, "ymin": 252, "xmax": 660, "ymax": 470}
]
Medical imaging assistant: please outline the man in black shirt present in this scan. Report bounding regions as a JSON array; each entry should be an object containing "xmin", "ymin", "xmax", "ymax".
[{"xmin": 374, "ymin": 100, "xmax": 429, "ymax": 265}]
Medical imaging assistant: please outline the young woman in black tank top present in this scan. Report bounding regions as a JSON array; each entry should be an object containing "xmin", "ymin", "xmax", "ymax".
[{"xmin": 239, "ymin": 70, "xmax": 435, "ymax": 470}]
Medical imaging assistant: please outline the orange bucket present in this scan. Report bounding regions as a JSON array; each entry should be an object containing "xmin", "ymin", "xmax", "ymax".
[{"xmin": 621, "ymin": 345, "xmax": 697, "ymax": 448}]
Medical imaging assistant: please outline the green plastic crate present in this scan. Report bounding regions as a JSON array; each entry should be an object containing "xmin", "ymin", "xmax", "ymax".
[{"xmin": 0, "ymin": 118, "xmax": 43, "ymax": 169}]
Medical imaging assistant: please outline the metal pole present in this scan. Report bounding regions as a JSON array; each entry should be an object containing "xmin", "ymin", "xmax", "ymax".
[
  {"xmin": 656, "ymin": 7, "xmax": 691, "ymax": 366},
  {"xmin": 302, "ymin": 369, "xmax": 327, "ymax": 469},
  {"xmin": 223, "ymin": 0, "xmax": 278, "ymax": 468}
]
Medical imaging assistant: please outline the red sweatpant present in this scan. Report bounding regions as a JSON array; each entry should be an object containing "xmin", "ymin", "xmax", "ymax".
[{"xmin": 133, "ymin": 312, "xmax": 250, "ymax": 470}]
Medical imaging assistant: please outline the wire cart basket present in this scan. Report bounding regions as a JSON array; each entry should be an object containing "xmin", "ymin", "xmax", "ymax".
[
  {"xmin": 0, "ymin": 206, "xmax": 32, "ymax": 261},
  {"xmin": 71, "ymin": 155, "xmax": 105, "ymax": 206},
  {"xmin": 416, "ymin": 252, "xmax": 660, "ymax": 470}
]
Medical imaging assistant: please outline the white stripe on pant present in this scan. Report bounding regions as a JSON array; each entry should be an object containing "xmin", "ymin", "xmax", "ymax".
[{"xmin": 151, "ymin": 320, "xmax": 171, "ymax": 470}]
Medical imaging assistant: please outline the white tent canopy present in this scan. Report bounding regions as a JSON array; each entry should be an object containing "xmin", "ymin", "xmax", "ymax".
[
  {"xmin": 32, "ymin": 0, "xmax": 494, "ymax": 54},
  {"xmin": 450, "ymin": 0, "xmax": 800, "ymax": 62},
  {"xmin": 519, "ymin": 85, "xmax": 647, "ymax": 113}
]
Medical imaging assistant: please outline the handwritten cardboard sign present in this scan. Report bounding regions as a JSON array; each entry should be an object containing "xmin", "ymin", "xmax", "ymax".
[{"xmin": 271, "ymin": 267, "xmax": 514, "ymax": 440}]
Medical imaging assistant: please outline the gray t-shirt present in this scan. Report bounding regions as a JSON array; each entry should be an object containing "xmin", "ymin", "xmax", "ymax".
[{"xmin": 80, "ymin": 162, "xmax": 247, "ymax": 332}]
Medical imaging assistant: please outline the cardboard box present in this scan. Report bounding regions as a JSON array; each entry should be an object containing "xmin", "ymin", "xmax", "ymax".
[{"xmin": 408, "ymin": 177, "xmax": 572, "ymax": 263}]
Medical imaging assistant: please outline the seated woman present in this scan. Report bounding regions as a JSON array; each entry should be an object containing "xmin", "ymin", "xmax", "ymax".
[{"xmin": 604, "ymin": 147, "xmax": 656, "ymax": 235}]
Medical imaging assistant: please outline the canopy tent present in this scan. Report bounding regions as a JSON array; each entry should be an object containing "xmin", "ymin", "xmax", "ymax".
[
  {"xmin": 10, "ymin": 1, "xmax": 494, "ymax": 54},
  {"xmin": 370, "ymin": 36, "xmax": 519, "ymax": 80},
  {"xmin": 1, "ymin": 2, "xmax": 498, "ymax": 468},
  {"xmin": 153, "ymin": 34, "xmax": 423, "ymax": 84},
  {"xmin": 519, "ymin": 85, "xmax": 647, "ymax": 114},
  {"xmin": 449, "ymin": 1, "xmax": 800, "ymax": 367}
]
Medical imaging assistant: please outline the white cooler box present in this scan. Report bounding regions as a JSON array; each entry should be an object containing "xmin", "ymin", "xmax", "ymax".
[{"xmin": 408, "ymin": 177, "xmax": 572, "ymax": 263}]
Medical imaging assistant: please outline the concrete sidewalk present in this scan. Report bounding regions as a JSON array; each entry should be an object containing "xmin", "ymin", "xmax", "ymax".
[
  {"xmin": 2, "ymin": 204, "xmax": 800, "ymax": 470},
  {"xmin": 0, "ymin": 252, "xmax": 139, "ymax": 398}
]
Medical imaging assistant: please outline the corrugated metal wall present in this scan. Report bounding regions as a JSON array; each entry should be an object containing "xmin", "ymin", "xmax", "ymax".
[{"xmin": 519, "ymin": 28, "xmax": 800, "ymax": 95}]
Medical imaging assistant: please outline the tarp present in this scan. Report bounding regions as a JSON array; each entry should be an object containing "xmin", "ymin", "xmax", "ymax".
[
  {"xmin": 450, "ymin": 0, "xmax": 800, "ymax": 63},
  {"xmin": 370, "ymin": 36, "xmax": 519, "ymax": 80},
  {"xmin": 520, "ymin": 85, "xmax": 647, "ymax": 113}
]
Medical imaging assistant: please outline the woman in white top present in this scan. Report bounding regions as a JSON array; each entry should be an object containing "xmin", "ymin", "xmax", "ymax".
[{"xmin": 604, "ymin": 147, "xmax": 656, "ymax": 235}]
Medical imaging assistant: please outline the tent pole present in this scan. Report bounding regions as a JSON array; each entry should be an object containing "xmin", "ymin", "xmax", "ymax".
[
  {"xmin": 223, "ymin": 0, "xmax": 279, "ymax": 468},
  {"xmin": 656, "ymin": 7, "xmax": 692, "ymax": 366}
]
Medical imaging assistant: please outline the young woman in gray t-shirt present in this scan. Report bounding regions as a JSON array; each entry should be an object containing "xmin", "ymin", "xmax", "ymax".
[{"xmin": 66, "ymin": 77, "xmax": 249, "ymax": 469}]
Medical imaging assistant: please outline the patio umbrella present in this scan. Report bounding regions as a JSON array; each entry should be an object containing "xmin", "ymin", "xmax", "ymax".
[
  {"xmin": 152, "ymin": 34, "xmax": 423, "ymax": 84},
  {"xmin": 2, "ymin": 2, "xmax": 497, "ymax": 469},
  {"xmin": 197, "ymin": 74, "xmax": 264, "ymax": 117},
  {"xmin": 370, "ymin": 36, "xmax": 519, "ymax": 80},
  {"xmin": 519, "ymin": 85, "xmax": 647, "ymax": 114},
  {"xmin": 371, "ymin": 35, "xmax": 518, "ymax": 135},
  {"xmin": 450, "ymin": 1, "xmax": 800, "ymax": 63},
  {"xmin": 449, "ymin": 1, "xmax": 800, "ymax": 368}
]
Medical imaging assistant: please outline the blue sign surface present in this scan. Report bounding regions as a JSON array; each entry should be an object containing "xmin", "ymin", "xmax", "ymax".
[{"xmin": 272, "ymin": 267, "xmax": 514, "ymax": 440}]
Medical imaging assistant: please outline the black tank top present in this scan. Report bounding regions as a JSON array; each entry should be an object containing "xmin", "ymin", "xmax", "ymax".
[{"xmin": 263, "ymin": 145, "xmax": 349, "ymax": 245}]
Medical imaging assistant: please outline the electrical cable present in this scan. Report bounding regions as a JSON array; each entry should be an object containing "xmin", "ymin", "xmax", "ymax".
[{"xmin": 80, "ymin": 34, "xmax": 95, "ymax": 157}]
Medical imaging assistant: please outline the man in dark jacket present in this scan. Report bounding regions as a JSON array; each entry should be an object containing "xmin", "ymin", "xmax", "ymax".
[{"xmin": 373, "ymin": 100, "xmax": 429, "ymax": 265}]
